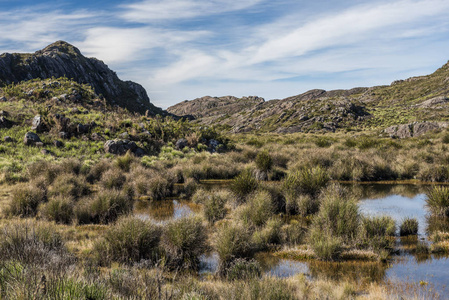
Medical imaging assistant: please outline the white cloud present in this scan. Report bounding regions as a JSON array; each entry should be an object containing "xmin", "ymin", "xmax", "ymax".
[
  {"xmin": 79, "ymin": 27, "xmax": 209, "ymax": 63},
  {"xmin": 121, "ymin": 0, "xmax": 263, "ymax": 22}
]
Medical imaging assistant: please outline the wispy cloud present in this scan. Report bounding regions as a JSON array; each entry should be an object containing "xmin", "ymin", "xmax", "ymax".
[{"xmin": 121, "ymin": 0, "xmax": 263, "ymax": 22}]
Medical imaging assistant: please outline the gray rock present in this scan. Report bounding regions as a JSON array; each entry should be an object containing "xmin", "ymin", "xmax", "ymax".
[
  {"xmin": 0, "ymin": 116, "xmax": 13, "ymax": 128},
  {"xmin": 3, "ymin": 136, "xmax": 12, "ymax": 142},
  {"xmin": 54, "ymin": 140, "xmax": 63, "ymax": 148},
  {"xmin": 24, "ymin": 132, "xmax": 42, "ymax": 145},
  {"xmin": 41, "ymin": 149, "xmax": 53, "ymax": 155},
  {"xmin": 31, "ymin": 115, "xmax": 46, "ymax": 132},
  {"xmin": 208, "ymin": 139, "xmax": 220, "ymax": 152},
  {"xmin": 0, "ymin": 96, "xmax": 7, "ymax": 102},
  {"xmin": 0, "ymin": 110, "xmax": 8, "ymax": 116},
  {"xmin": 175, "ymin": 138, "xmax": 188, "ymax": 150},
  {"xmin": 77, "ymin": 123, "xmax": 89, "ymax": 134},
  {"xmin": 35, "ymin": 142, "xmax": 44, "ymax": 147},
  {"xmin": 384, "ymin": 122, "xmax": 448, "ymax": 138},
  {"xmin": 104, "ymin": 139, "xmax": 138, "ymax": 155}
]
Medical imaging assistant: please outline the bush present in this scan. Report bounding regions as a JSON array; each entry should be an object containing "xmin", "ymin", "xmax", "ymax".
[
  {"xmin": 309, "ymin": 228, "xmax": 343, "ymax": 261},
  {"xmin": 147, "ymin": 175, "xmax": 174, "ymax": 200},
  {"xmin": 251, "ymin": 217, "xmax": 283, "ymax": 250},
  {"xmin": 94, "ymin": 216, "xmax": 161, "ymax": 265},
  {"xmin": 75, "ymin": 189, "xmax": 133, "ymax": 224},
  {"xmin": 231, "ymin": 169, "xmax": 258, "ymax": 203},
  {"xmin": 39, "ymin": 195, "xmax": 74, "ymax": 224},
  {"xmin": 114, "ymin": 152, "xmax": 134, "ymax": 172},
  {"xmin": 225, "ymin": 258, "xmax": 261, "ymax": 281},
  {"xmin": 310, "ymin": 184, "xmax": 359, "ymax": 243},
  {"xmin": 203, "ymin": 193, "xmax": 228, "ymax": 224},
  {"xmin": 86, "ymin": 159, "xmax": 111, "ymax": 183},
  {"xmin": 7, "ymin": 183, "xmax": 47, "ymax": 217},
  {"xmin": 255, "ymin": 150, "xmax": 273, "ymax": 172},
  {"xmin": 27, "ymin": 160, "xmax": 61, "ymax": 184},
  {"xmin": 283, "ymin": 166, "xmax": 329, "ymax": 199},
  {"xmin": 49, "ymin": 173, "xmax": 91, "ymax": 200},
  {"xmin": 162, "ymin": 216, "xmax": 207, "ymax": 270},
  {"xmin": 214, "ymin": 222, "xmax": 255, "ymax": 274},
  {"xmin": 426, "ymin": 186, "xmax": 449, "ymax": 217},
  {"xmin": 281, "ymin": 220, "xmax": 305, "ymax": 245},
  {"xmin": 100, "ymin": 168, "xmax": 127, "ymax": 190},
  {"xmin": 238, "ymin": 190, "xmax": 275, "ymax": 227},
  {"xmin": 358, "ymin": 215, "xmax": 396, "ymax": 251},
  {"xmin": 400, "ymin": 218, "xmax": 418, "ymax": 236}
]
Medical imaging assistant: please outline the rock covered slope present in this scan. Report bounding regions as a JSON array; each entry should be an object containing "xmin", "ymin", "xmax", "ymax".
[
  {"xmin": 0, "ymin": 41, "xmax": 162, "ymax": 115},
  {"xmin": 168, "ymin": 62, "xmax": 449, "ymax": 134}
]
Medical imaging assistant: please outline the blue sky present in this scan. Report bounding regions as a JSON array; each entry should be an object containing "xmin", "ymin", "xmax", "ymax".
[{"xmin": 1, "ymin": 0, "xmax": 449, "ymax": 108}]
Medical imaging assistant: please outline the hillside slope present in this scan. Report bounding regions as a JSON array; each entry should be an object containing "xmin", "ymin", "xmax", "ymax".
[
  {"xmin": 168, "ymin": 62, "xmax": 449, "ymax": 133},
  {"xmin": 0, "ymin": 41, "xmax": 162, "ymax": 115}
]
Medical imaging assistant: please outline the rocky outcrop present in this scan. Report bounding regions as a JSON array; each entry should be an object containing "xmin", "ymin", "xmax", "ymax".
[
  {"xmin": 384, "ymin": 122, "xmax": 449, "ymax": 138},
  {"xmin": 104, "ymin": 139, "xmax": 145, "ymax": 157},
  {"xmin": 0, "ymin": 41, "xmax": 162, "ymax": 115}
]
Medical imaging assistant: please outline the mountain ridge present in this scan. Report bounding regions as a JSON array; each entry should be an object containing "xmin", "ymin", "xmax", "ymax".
[{"xmin": 167, "ymin": 61, "xmax": 449, "ymax": 133}]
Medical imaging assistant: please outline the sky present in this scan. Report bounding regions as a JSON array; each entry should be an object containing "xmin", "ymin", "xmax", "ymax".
[{"xmin": 0, "ymin": 0, "xmax": 449, "ymax": 108}]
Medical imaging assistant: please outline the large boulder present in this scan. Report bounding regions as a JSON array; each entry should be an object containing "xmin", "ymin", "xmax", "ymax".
[
  {"xmin": 104, "ymin": 139, "xmax": 145, "ymax": 156},
  {"xmin": 384, "ymin": 122, "xmax": 449, "ymax": 138},
  {"xmin": 0, "ymin": 116, "xmax": 13, "ymax": 128},
  {"xmin": 175, "ymin": 138, "xmax": 188, "ymax": 150},
  {"xmin": 24, "ymin": 132, "xmax": 42, "ymax": 146}
]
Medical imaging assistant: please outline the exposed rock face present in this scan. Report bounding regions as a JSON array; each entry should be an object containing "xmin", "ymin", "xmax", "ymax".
[
  {"xmin": 384, "ymin": 122, "xmax": 449, "ymax": 138},
  {"xmin": 0, "ymin": 41, "xmax": 161, "ymax": 114}
]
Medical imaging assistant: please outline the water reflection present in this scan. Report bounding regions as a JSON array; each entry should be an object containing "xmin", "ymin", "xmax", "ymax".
[{"xmin": 134, "ymin": 199, "xmax": 199, "ymax": 223}]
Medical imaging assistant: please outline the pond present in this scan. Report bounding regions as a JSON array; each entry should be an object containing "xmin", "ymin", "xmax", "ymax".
[
  {"xmin": 199, "ymin": 183, "xmax": 449, "ymax": 296},
  {"xmin": 134, "ymin": 199, "xmax": 199, "ymax": 223}
]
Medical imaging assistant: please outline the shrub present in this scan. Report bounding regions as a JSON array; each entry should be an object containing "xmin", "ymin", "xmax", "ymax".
[
  {"xmin": 214, "ymin": 222, "xmax": 255, "ymax": 274},
  {"xmin": 283, "ymin": 166, "xmax": 329, "ymax": 199},
  {"xmin": 114, "ymin": 152, "xmax": 134, "ymax": 172},
  {"xmin": 309, "ymin": 228, "xmax": 343, "ymax": 261},
  {"xmin": 75, "ymin": 189, "xmax": 133, "ymax": 224},
  {"xmin": 203, "ymin": 193, "xmax": 228, "ymax": 224},
  {"xmin": 310, "ymin": 184, "xmax": 359, "ymax": 243},
  {"xmin": 400, "ymin": 218, "xmax": 418, "ymax": 236},
  {"xmin": 255, "ymin": 150, "xmax": 273, "ymax": 172},
  {"xmin": 100, "ymin": 168, "xmax": 127, "ymax": 190},
  {"xmin": 94, "ymin": 216, "xmax": 161, "ymax": 265},
  {"xmin": 225, "ymin": 258, "xmax": 261, "ymax": 281},
  {"xmin": 238, "ymin": 190, "xmax": 275, "ymax": 227},
  {"xmin": 49, "ymin": 173, "xmax": 91, "ymax": 200},
  {"xmin": 7, "ymin": 183, "xmax": 47, "ymax": 217},
  {"xmin": 281, "ymin": 220, "xmax": 305, "ymax": 245},
  {"xmin": 251, "ymin": 217, "xmax": 283, "ymax": 250},
  {"xmin": 358, "ymin": 215, "xmax": 396, "ymax": 251},
  {"xmin": 231, "ymin": 169, "xmax": 258, "ymax": 203},
  {"xmin": 86, "ymin": 159, "xmax": 111, "ymax": 183},
  {"xmin": 426, "ymin": 186, "xmax": 449, "ymax": 217},
  {"xmin": 39, "ymin": 195, "xmax": 74, "ymax": 224},
  {"xmin": 182, "ymin": 177, "xmax": 198, "ymax": 198},
  {"xmin": 59, "ymin": 158, "xmax": 82, "ymax": 175},
  {"xmin": 146, "ymin": 176, "xmax": 174, "ymax": 200},
  {"xmin": 162, "ymin": 216, "xmax": 207, "ymax": 270},
  {"xmin": 27, "ymin": 160, "xmax": 61, "ymax": 184}
]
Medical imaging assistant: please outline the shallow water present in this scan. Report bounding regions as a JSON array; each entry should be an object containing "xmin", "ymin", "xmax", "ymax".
[
  {"xmin": 199, "ymin": 184, "xmax": 449, "ymax": 295},
  {"xmin": 134, "ymin": 199, "xmax": 198, "ymax": 223}
]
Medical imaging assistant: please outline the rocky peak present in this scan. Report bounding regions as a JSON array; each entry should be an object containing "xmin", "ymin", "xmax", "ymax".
[{"xmin": 0, "ymin": 41, "xmax": 163, "ymax": 115}]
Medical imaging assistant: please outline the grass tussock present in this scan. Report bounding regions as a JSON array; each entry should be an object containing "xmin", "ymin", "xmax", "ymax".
[
  {"xmin": 94, "ymin": 216, "xmax": 161, "ymax": 265},
  {"xmin": 162, "ymin": 216, "xmax": 207, "ymax": 270},
  {"xmin": 399, "ymin": 218, "xmax": 419, "ymax": 236},
  {"xmin": 7, "ymin": 182, "xmax": 47, "ymax": 217},
  {"xmin": 426, "ymin": 185, "xmax": 449, "ymax": 217},
  {"xmin": 231, "ymin": 169, "xmax": 258, "ymax": 203}
]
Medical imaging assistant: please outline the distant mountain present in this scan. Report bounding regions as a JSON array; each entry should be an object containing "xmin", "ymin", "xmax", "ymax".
[
  {"xmin": 0, "ymin": 41, "xmax": 162, "ymax": 115},
  {"xmin": 168, "ymin": 62, "xmax": 449, "ymax": 133}
]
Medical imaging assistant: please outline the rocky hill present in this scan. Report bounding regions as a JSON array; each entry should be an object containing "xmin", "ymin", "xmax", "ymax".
[
  {"xmin": 0, "ymin": 41, "xmax": 162, "ymax": 115},
  {"xmin": 168, "ymin": 62, "xmax": 449, "ymax": 134}
]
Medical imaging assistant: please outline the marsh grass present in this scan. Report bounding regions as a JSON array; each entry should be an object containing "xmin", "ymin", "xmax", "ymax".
[
  {"xmin": 94, "ymin": 216, "xmax": 161, "ymax": 265},
  {"xmin": 237, "ymin": 190, "xmax": 275, "ymax": 227},
  {"xmin": 358, "ymin": 216, "xmax": 396, "ymax": 251},
  {"xmin": 283, "ymin": 166, "xmax": 329, "ymax": 199},
  {"xmin": 399, "ymin": 218, "xmax": 418, "ymax": 236},
  {"xmin": 39, "ymin": 195, "xmax": 74, "ymax": 224},
  {"xmin": 162, "ymin": 216, "xmax": 207, "ymax": 270},
  {"xmin": 426, "ymin": 185, "xmax": 449, "ymax": 217},
  {"xmin": 231, "ymin": 169, "xmax": 258, "ymax": 203},
  {"xmin": 7, "ymin": 183, "xmax": 47, "ymax": 217}
]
